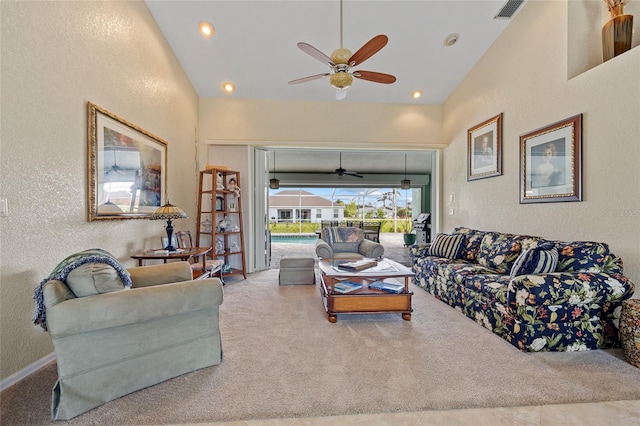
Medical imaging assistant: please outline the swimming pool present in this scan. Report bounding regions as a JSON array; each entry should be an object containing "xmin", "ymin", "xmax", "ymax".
[{"xmin": 271, "ymin": 234, "xmax": 318, "ymax": 245}]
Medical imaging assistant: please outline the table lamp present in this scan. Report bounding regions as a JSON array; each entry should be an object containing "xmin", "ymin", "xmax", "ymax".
[{"xmin": 151, "ymin": 201, "xmax": 187, "ymax": 251}]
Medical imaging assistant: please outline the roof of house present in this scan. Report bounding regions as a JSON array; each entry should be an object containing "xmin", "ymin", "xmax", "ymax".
[{"xmin": 269, "ymin": 190, "xmax": 344, "ymax": 209}]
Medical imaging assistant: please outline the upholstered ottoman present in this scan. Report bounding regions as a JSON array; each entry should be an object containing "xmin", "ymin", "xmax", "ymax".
[
  {"xmin": 279, "ymin": 256, "xmax": 316, "ymax": 285},
  {"xmin": 620, "ymin": 299, "xmax": 640, "ymax": 368}
]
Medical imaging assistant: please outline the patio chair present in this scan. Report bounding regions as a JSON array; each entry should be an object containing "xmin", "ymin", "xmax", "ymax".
[{"xmin": 315, "ymin": 226, "xmax": 384, "ymax": 259}]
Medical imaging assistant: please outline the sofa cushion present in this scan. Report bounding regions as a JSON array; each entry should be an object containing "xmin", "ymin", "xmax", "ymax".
[
  {"xmin": 66, "ymin": 262, "xmax": 126, "ymax": 297},
  {"xmin": 453, "ymin": 227, "xmax": 486, "ymax": 261},
  {"xmin": 428, "ymin": 233, "xmax": 464, "ymax": 259},
  {"xmin": 331, "ymin": 241, "xmax": 361, "ymax": 253},
  {"xmin": 465, "ymin": 274, "xmax": 511, "ymax": 306},
  {"xmin": 477, "ymin": 232, "xmax": 523, "ymax": 274},
  {"xmin": 555, "ymin": 241, "xmax": 611, "ymax": 273},
  {"xmin": 509, "ymin": 243, "xmax": 559, "ymax": 279}
]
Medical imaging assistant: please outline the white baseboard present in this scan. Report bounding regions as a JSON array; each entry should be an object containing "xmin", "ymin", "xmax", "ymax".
[{"xmin": 0, "ymin": 352, "xmax": 56, "ymax": 392}]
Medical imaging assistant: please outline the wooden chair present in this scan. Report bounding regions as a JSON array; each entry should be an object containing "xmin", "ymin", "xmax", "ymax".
[
  {"xmin": 175, "ymin": 231, "xmax": 224, "ymax": 282},
  {"xmin": 175, "ymin": 230, "xmax": 193, "ymax": 250},
  {"xmin": 363, "ymin": 222, "xmax": 381, "ymax": 242}
]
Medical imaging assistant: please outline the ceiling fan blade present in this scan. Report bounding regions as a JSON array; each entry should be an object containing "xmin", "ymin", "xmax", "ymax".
[
  {"xmin": 288, "ymin": 73, "xmax": 330, "ymax": 85},
  {"xmin": 348, "ymin": 34, "xmax": 388, "ymax": 66},
  {"xmin": 345, "ymin": 172, "xmax": 364, "ymax": 178},
  {"xmin": 297, "ymin": 42, "xmax": 335, "ymax": 67},
  {"xmin": 353, "ymin": 70, "xmax": 396, "ymax": 84}
]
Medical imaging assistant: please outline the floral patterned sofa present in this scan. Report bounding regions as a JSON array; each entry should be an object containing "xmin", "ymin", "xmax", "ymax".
[{"xmin": 409, "ymin": 227, "xmax": 635, "ymax": 352}]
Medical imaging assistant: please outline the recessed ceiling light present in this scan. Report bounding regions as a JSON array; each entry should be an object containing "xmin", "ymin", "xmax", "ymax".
[
  {"xmin": 199, "ymin": 21, "xmax": 215, "ymax": 38},
  {"xmin": 222, "ymin": 82, "xmax": 235, "ymax": 93},
  {"xmin": 412, "ymin": 90, "xmax": 422, "ymax": 99},
  {"xmin": 444, "ymin": 33, "xmax": 459, "ymax": 47}
]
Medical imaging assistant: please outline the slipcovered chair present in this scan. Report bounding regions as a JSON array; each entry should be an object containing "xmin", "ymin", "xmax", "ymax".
[
  {"xmin": 315, "ymin": 226, "xmax": 384, "ymax": 259},
  {"xmin": 34, "ymin": 249, "xmax": 223, "ymax": 420}
]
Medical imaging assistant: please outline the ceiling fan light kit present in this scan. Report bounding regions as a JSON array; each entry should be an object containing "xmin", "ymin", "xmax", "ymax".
[
  {"xmin": 330, "ymin": 48, "xmax": 352, "ymax": 64},
  {"xmin": 270, "ymin": 152, "xmax": 280, "ymax": 189},
  {"xmin": 401, "ymin": 153, "xmax": 411, "ymax": 189},
  {"xmin": 330, "ymin": 72, "xmax": 353, "ymax": 89}
]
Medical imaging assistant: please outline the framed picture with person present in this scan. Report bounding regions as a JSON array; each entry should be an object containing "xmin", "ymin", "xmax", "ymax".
[
  {"xmin": 519, "ymin": 114, "xmax": 582, "ymax": 204},
  {"xmin": 467, "ymin": 113, "xmax": 503, "ymax": 181}
]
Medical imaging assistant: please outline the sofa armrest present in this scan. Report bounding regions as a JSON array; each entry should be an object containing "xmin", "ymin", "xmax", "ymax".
[
  {"xmin": 359, "ymin": 239, "xmax": 384, "ymax": 259},
  {"xmin": 507, "ymin": 272, "xmax": 635, "ymax": 311},
  {"xmin": 315, "ymin": 240, "xmax": 333, "ymax": 259},
  {"xmin": 127, "ymin": 261, "xmax": 193, "ymax": 288},
  {"xmin": 47, "ymin": 277, "xmax": 223, "ymax": 337},
  {"xmin": 409, "ymin": 243, "xmax": 431, "ymax": 260}
]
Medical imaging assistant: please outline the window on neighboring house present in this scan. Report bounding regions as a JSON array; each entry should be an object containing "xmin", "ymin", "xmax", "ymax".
[
  {"xmin": 278, "ymin": 210, "xmax": 291, "ymax": 222},
  {"xmin": 333, "ymin": 209, "xmax": 339, "ymax": 219},
  {"xmin": 316, "ymin": 209, "xmax": 321, "ymax": 219}
]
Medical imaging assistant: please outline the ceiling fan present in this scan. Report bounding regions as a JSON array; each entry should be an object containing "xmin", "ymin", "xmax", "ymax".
[
  {"xmin": 325, "ymin": 152, "xmax": 363, "ymax": 178},
  {"xmin": 106, "ymin": 150, "xmax": 126, "ymax": 176},
  {"xmin": 288, "ymin": 0, "xmax": 396, "ymax": 100}
]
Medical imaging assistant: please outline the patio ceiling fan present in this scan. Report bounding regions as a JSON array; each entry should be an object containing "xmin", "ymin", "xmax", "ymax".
[
  {"xmin": 325, "ymin": 152, "xmax": 363, "ymax": 178},
  {"xmin": 288, "ymin": 0, "xmax": 396, "ymax": 100}
]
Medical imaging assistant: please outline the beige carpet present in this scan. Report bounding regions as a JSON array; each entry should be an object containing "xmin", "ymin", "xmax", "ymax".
[{"xmin": 2, "ymin": 268, "xmax": 640, "ymax": 425}]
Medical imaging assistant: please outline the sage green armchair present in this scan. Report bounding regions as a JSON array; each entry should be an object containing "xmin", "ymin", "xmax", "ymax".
[
  {"xmin": 315, "ymin": 226, "xmax": 384, "ymax": 259},
  {"xmin": 42, "ymin": 261, "xmax": 223, "ymax": 420}
]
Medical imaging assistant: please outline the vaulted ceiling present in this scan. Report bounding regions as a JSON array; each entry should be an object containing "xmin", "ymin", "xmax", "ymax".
[
  {"xmin": 146, "ymin": 0, "xmax": 523, "ymax": 105},
  {"xmin": 145, "ymin": 1, "xmax": 524, "ymax": 182}
]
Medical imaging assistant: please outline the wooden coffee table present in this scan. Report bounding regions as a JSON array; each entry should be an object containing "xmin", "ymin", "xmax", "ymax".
[{"xmin": 318, "ymin": 258, "xmax": 415, "ymax": 323}]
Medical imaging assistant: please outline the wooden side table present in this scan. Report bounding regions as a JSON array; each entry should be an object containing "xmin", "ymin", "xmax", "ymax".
[
  {"xmin": 131, "ymin": 247, "xmax": 212, "ymax": 280},
  {"xmin": 620, "ymin": 299, "xmax": 640, "ymax": 368}
]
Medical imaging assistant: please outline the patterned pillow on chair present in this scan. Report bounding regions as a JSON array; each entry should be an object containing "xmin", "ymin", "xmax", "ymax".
[
  {"xmin": 428, "ymin": 233, "xmax": 464, "ymax": 259},
  {"xmin": 322, "ymin": 227, "xmax": 361, "ymax": 253}
]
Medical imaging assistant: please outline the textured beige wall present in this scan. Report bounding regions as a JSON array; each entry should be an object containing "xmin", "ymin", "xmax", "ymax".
[
  {"xmin": 442, "ymin": 1, "xmax": 640, "ymax": 288},
  {"xmin": 198, "ymin": 98, "xmax": 443, "ymax": 146},
  {"xmin": 0, "ymin": 1, "xmax": 199, "ymax": 380}
]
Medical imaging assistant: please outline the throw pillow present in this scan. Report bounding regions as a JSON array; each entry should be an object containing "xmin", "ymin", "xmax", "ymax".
[
  {"xmin": 428, "ymin": 233, "xmax": 464, "ymax": 259},
  {"xmin": 66, "ymin": 262, "xmax": 126, "ymax": 297},
  {"xmin": 509, "ymin": 243, "xmax": 559, "ymax": 279},
  {"xmin": 323, "ymin": 227, "xmax": 361, "ymax": 244},
  {"xmin": 477, "ymin": 232, "xmax": 524, "ymax": 274}
]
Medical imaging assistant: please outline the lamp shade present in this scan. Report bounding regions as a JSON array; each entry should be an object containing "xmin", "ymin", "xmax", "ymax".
[
  {"xmin": 150, "ymin": 202, "xmax": 187, "ymax": 220},
  {"xmin": 269, "ymin": 178, "xmax": 280, "ymax": 189},
  {"xmin": 151, "ymin": 202, "xmax": 186, "ymax": 252}
]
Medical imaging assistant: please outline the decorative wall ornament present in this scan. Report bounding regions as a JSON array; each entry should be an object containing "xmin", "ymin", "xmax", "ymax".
[
  {"xmin": 467, "ymin": 113, "xmax": 503, "ymax": 181},
  {"xmin": 519, "ymin": 114, "xmax": 583, "ymax": 204},
  {"xmin": 602, "ymin": 0, "xmax": 634, "ymax": 62}
]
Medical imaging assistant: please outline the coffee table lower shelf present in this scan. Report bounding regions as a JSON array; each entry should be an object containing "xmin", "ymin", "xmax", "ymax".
[{"xmin": 320, "ymin": 286, "xmax": 413, "ymax": 323}]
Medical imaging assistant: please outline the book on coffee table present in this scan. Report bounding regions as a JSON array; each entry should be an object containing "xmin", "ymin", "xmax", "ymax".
[
  {"xmin": 338, "ymin": 259, "xmax": 378, "ymax": 271},
  {"xmin": 333, "ymin": 281, "xmax": 363, "ymax": 294},
  {"xmin": 368, "ymin": 280, "xmax": 405, "ymax": 294}
]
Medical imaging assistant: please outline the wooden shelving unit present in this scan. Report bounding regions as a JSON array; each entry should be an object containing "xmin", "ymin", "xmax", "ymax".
[{"xmin": 196, "ymin": 168, "xmax": 247, "ymax": 280}]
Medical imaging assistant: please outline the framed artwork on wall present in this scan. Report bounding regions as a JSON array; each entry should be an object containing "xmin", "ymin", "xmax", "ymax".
[
  {"xmin": 519, "ymin": 114, "xmax": 582, "ymax": 204},
  {"xmin": 467, "ymin": 113, "xmax": 503, "ymax": 181},
  {"xmin": 87, "ymin": 102, "xmax": 168, "ymax": 221}
]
